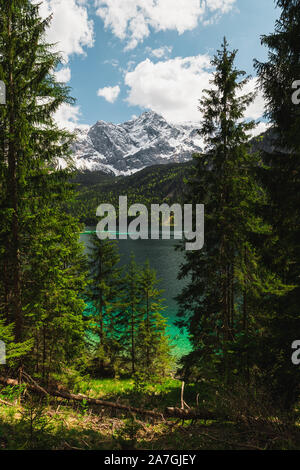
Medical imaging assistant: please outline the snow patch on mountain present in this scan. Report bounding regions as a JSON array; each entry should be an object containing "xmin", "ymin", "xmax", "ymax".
[{"xmin": 71, "ymin": 111, "xmax": 203, "ymax": 175}]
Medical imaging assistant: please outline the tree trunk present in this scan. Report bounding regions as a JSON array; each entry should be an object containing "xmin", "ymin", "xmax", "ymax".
[
  {"xmin": 7, "ymin": 7, "xmax": 23, "ymax": 342},
  {"xmin": 146, "ymin": 290, "xmax": 150, "ymax": 367},
  {"xmin": 0, "ymin": 375, "xmax": 220, "ymax": 421},
  {"xmin": 131, "ymin": 305, "xmax": 135, "ymax": 374}
]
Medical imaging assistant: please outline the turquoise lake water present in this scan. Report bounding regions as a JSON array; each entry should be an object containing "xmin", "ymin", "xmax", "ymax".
[{"xmin": 80, "ymin": 230, "xmax": 191, "ymax": 358}]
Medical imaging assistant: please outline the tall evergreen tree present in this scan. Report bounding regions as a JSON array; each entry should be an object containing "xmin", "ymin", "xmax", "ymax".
[
  {"xmin": 0, "ymin": 0, "xmax": 87, "ymax": 377},
  {"xmin": 120, "ymin": 254, "xmax": 143, "ymax": 375},
  {"xmin": 254, "ymin": 0, "xmax": 300, "ymax": 407},
  {"xmin": 137, "ymin": 260, "xmax": 171, "ymax": 377},
  {"xmin": 87, "ymin": 235, "xmax": 123, "ymax": 374},
  {"xmin": 177, "ymin": 38, "xmax": 283, "ymax": 384}
]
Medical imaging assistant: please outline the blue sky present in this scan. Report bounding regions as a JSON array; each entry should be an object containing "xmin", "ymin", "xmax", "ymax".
[{"xmin": 38, "ymin": 1, "xmax": 279, "ymax": 130}]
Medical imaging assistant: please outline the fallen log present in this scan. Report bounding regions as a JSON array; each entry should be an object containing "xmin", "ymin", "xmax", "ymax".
[
  {"xmin": 0, "ymin": 375, "xmax": 163, "ymax": 418},
  {"xmin": 0, "ymin": 397, "xmax": 13, "ymax": 407},
  {"xmin": 0, "ymin": 375, "xmax": 218, "ymax": 421}
]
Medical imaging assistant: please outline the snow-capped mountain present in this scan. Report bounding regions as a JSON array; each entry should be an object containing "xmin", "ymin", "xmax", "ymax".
[{"xmin": 71, "ymin": 111, "xmax": 203, "ymax": 175}]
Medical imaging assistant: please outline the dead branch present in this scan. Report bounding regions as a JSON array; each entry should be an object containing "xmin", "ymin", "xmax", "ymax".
[
  {"xmin": 0, "ymin": 375, "xmax": 220, "ymax": 421},
  {"xmin": 0, "ymin": 375, "xmax": 162, "ymax": 418},
  {"xmin": 181, "ymin": 381, "xmax": 185, "ymax": 409},
  {"xmin": 0, "ymin": 397, "xmax": 13, "ymax": 407}
]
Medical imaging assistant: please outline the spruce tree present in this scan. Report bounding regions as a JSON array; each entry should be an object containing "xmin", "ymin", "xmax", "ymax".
[
  {"xmin": 25, "ymin": 201, "xmax": 88, "ymax": 380},
  {"xmin": 120, "ymin": 254, "xmax": 143, "ymax": 375},
  {"xmin": 87, "ymin": 234, "xmax": 123, "ymax": 375},
  {"xmin": 137, "ymin": 260, "xmax": 171, "ymax": 378},
  {"xmin": 177, "ymin": 38, "xmax": 282, "ymax": 384},
  {"xmin": 0, "ymin": 0, "xmax": 87, "ymax": 377},
  {"xmin": 0, "ymin": 317, "xmax": 32, "ymax": 368},
  {"xmin": 254, "ymin": 0, "xmax": 300, "ymax": 407}
]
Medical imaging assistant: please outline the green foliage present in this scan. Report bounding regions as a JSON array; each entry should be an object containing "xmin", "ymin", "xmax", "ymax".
[
  {"xmin": 69, "ymin": 163, "xmax": 191, "ymax": 225},
  {"xmin": 86, "ymin": 234, "xmax": 124, "ymax": 375},
  {"xmin": 254, "ymin": 0, "xmax": 300, "ymax": 408},
  {"xmin": 119, "ymin": 254, "xmax": 143, "ymax": 375},
  {"xmin": 177, "ymin": 38, "xmax": 287, "ymax": 387},
  {"xmin": 84, "ymin": 246, "xmax": 172, "ymax": 379},
  {"xmin": 0, "ymin": 0, "xmax": 88, "ymax": 379},
  {"xmin": 19, "ymin": 396, "xmax": 54, "ymax": 450},
  {"xmin": 118, "ymin": 256, "xmax": 172, "ymax": 377},
  {"xmin": 114, "ymin": 417, "xmax": 142, "ymax": 450},
  {"xmin": 1, "ymin": 0, "xmax": 300, "ymax": 451},
  {"xmin": 132, "ymin": 371, "xmax": 149, "ymax": 394},
  {"xmin": 137, "ymin": 260, "xmax": 172, "ymax": 378},
  {"xmin": 0, "ymin": 383, "xmax": 26, "ymax": 402},
  {"xmin": 0, "ymin": 317, "xmax": 32, "ymax": 367}
]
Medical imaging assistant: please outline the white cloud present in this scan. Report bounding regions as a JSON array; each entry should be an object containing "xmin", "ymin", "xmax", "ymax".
[
  {"xmin": 54, "ymin": 67, "xmax": 71, "ymax": 83},
  {"xmin": 206, "ymin": 0, "xmax": 236, "ymax": 13},
  {"xmin": 125, "ymin": 55, "xmax": 212, "ymax": 122},
  {"xmin": 36, "ymin": 0, "xmax": 94, "ymax": 62},
  {"xmin": 95, "ymin": 0, "xmax": 236, "ymax": 50},
  {"xmin": 54, "ymin": 103, "xmax": 88, "ymax": 130},
  {"xmin": 146, "ymin": 45, "xmax": 173, "ymax": 59},
  {"xmin": 124, "ymin": 56, "xmax": 266, "ymax": 124},
  {"xmin": 103, "ymin": 58, "xmax": 120, "ymax": 68},
  {"xmin": 97, "ymin": 85, "xmax": 121, "ymax": 103},
  {"xmin": 242, "ymin": 77, "xmax": 265, "ymax": 121}
]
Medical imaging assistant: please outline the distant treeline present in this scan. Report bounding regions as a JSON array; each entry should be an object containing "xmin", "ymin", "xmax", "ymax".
[{"xmin": 69, "ymin": 130, "xmax": 273, "ymax": 226}]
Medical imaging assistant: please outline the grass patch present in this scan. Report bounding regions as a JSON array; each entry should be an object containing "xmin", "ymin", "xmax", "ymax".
[{"xmin": 1, "ymin": 378, "xmax": 300, "ymax": 450}]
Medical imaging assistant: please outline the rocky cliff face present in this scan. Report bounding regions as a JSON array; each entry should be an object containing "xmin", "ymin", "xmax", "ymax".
[{"xmin": 71, "ymin": 111, "xmax": 203, "ymax": 175}]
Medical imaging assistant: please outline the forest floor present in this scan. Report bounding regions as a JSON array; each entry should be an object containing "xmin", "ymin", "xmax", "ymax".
[{"xmin": 0, "ymin": 377, "xmax": 300, "ymax": 450}]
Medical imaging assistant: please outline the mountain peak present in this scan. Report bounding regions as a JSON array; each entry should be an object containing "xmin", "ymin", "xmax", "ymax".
[
  {"xmin": 139, "ymin": 110, "xmax": 164, "ymax": 119},
  {"xmin": 71, "ymin": 112, "xmax": 203, "ymax": 175}
]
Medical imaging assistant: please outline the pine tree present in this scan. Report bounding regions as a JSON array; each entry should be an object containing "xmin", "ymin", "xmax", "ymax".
[
  {"xmin": 120, "ymin": 254, "xmax": 143, "ymax": 375},
  {"xmin": 0, "ymin": 316, "xmax": 32, "ymax": 368},
  {"xmin": 87, "ymin": 234, "xmax": 123, "ymax": 375},
  {"xmin": 0, "ymin": 0, "xmax": 87, "ymax": 377},
  {"xmin": 25, "ymin": 202, "xmax": 88, "ymax": 380},
  {"xmin": 137, "ymin": 260, "xmax": 171, "ymax": 378},
  {"xmin": 254, "ymin": 0, "xmax": 300, "ymax": 407},
  {"xmin": 177, "ymin": 38, "xmax": 283, "ymax": 384}
]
